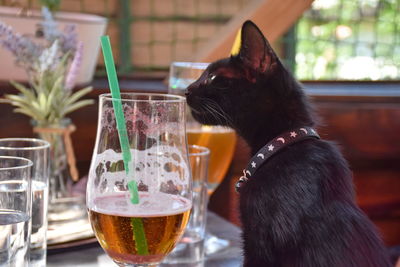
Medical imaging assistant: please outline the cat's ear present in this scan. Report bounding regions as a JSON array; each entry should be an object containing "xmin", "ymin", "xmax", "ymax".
[{"xmin": 238, "ymin": 20, "xmax": 277, "ymax": 74}]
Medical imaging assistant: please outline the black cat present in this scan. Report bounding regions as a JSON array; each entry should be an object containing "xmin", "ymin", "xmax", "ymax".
[{"xmin": 186, "ymin": 20, "xmax": 391, "ymax": 267}]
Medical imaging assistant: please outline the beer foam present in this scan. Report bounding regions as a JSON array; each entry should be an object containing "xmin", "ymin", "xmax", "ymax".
[
  {"xmin": 91, "ymin": 192, "xmax": 192, "ymax": 217},
  {"xmin": 186, "ymin": 125, "xmax": 235, "ymax": 134},
  {"xmin": 88, "ymin": 145, "xmax": 190, "ymax": 197}
]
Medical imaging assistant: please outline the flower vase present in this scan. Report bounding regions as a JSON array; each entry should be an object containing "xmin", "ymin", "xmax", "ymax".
[{"xmin": 33, "ymin": 118, "xmax": 86, "ymax": 223}]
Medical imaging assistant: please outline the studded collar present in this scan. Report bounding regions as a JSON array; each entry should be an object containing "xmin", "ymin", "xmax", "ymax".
[{"xmin": 235, "ymin": 126, "xmax": 320, "ymax": 193}]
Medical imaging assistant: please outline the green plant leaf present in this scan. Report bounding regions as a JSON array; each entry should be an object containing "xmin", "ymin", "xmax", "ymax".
[
  {"xmin": 45, "ymin": 86, "xmax": 57, "ymax": 114},
  {"xmin": 5, "ymin": 48, "xmax": 93, "ymax": 124},
  {"xmin": 30, "ymin": 100, "xmax": 40, "ymax": 110},
  {"xmin": 49, "ymin": 76, "xmax": 64, "ymax": 96},
  {"xmin": 14, "ymin": 108, "xmax": 40, "ymax": 121},
  {"xmin": 5, "ymin": 94, "xmax": 30, "ymax": 105},
  {"xmin": 32, "ymin": 82, "xmax": 44, "ymax": 96},
  {"xmin": 38, "ymin": 93, "xmax": 47, "ymax": 110},
  {"xmin": 11, "ymin": 101, "xmax": 46, "ymax": 121},
  {"xmin": 9, "ymin": 99, "xmax": 34, "ymax": 111},
  {"xmin": 61, "ymin": 99, "xmax": 94, "ymax": 116},
  {"xmin": 9, "ymin": 81, "xmax": 37, "ymax": 102},
  {"xmin": 65, "ymin": 86, "xmax": 93, "ymax": 106}
]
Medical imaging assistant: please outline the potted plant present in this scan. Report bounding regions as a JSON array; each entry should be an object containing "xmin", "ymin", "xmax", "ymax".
[
  {"xmin": 0, "ymin": 0, "xmax": 107, "ymax": 85},
  {"xmin": 0, "ymin": 7, "xmax": 94, "ymax": 221}
]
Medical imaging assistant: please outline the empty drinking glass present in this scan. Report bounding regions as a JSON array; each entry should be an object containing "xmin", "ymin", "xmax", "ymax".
[
  {"xmin": 0, "ymin": 156, "xmax": 33, "ymax": 267},
  {"xmin": 0, "ymin": 138, "xmax": 50, "ymax": 267}
]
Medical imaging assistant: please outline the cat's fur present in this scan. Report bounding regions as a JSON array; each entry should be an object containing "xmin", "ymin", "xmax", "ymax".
[{"xmin": 186, "ymin": 20, "xmax": 391, "ymax": 267}]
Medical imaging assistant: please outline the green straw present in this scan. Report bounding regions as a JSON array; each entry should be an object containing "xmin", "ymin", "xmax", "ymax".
[
  {"xmin": 100, "ymin": 36, "xmax": 138, "ymax": 203},
  {"xmin": 100, "ymin": 35, "xmax": 148, "ymax": 255}
]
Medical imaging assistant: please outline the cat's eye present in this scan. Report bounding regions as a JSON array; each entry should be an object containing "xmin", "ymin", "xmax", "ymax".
[
  {"xmin": 208, "ymin": 74, "xmax": 217, "ymax": 83},
  {"xmin": 206, "ymin": 73, "xmax": 233, "ymax": 90}
]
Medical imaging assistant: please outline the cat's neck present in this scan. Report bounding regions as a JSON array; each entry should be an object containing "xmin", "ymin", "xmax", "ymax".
[
  {"xmin": 239, "ymin": 120, "xmax": 315, "ymax": 155},
  {"xmin": 236, "ymin": 86, "xmax": 316, "ymax": 154}
]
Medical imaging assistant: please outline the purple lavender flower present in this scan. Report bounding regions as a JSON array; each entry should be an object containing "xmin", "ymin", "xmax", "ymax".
[
  {"xmin": 0, "ymin": 6, "xmax": 81, "ymax": 86},
  {"xmin": 0, "ymin": 22, "xmax": 43, "ymax": 72},
  {"xmin": 65, "ymin": 41, "xmax": 83, "ymax": 90},
  {"xmin": 40, "ymin": 6, "xmax": 61, "ymax": 43},
  {"xmin": 40, "ymin": 6, "xmax": 77, "ymax": 54},
  {"xmin": 38, "ymin": 39, "xmax": 59, "ymax": 73},
  {"xmin": 60, "ymin": 24, "xmax": 78, "ymax": 54},
  {"xmin": 0, "ymin": 6, "xmax": 79, "ymax": 74}
]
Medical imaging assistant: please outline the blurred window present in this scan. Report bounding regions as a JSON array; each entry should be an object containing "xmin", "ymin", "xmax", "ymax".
[
  {"xmin": 285, "ymin": 0, "xmax": 400, "ymax": 80},
  {"xmin": 7, "ymin": 0, "xmax": 399, "ymax": 80}
]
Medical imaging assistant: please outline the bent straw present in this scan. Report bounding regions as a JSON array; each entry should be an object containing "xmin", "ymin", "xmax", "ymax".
[{"xmin": 100, "ymin": 35, "xmax": 148, "ymax": 255}]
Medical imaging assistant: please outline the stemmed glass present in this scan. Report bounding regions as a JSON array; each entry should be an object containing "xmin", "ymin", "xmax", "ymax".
[
  {"xmin": 169, "ymin": 62, "xmax": 237, "ymax": 255},
  {"xmin": 87, "ymin": 93, "xmax": 192, "ymax": 266}
]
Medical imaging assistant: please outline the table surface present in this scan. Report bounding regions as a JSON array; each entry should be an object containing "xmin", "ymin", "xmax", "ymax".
[{"xmin": 47, "ymin": 211, "xmax": 243, "ymax": 267}]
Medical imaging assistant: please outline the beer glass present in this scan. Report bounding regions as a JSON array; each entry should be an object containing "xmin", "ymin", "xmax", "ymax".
[
  {"xmin": 87, "ymin": 93, "xmax": 192, "ymax": 266},
  {"xmin": 169, "ymin": 62, "xmax": 237, "ymax": 195},
  {"xmin": 169, "ymin": 62, "xmax": 237, "ymax": 254}
]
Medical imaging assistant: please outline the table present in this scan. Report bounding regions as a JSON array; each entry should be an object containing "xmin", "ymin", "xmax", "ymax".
[{"xmin": 47, "ymin": 212, "xmax": 243, "ymax": 267}]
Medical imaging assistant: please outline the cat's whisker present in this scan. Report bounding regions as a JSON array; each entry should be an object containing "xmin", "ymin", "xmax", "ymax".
[
  {"xmin": 190, "ymin": 97, "xmax": 217, "ymax": 123},
  {"xmin": 209, "ymin": 103, "xmax": 230, "ymax": 125},
  {"xmin": 202, "ymin": 100, "xmax": 225, "ymax": 125},
  {"xmin": 204, "ymin": 99, "xmax": 234, "ymax": 127},
  {"xmin": 202, "ymin": 103, "xmax": 221, "ymax": 124},
  {"xmin": 189, "ymin": 106, "xmax": 202, "ymax": 115},
  {"xmin": 208, "ymin": 105, "xmax": 226, "ymax": 125}
]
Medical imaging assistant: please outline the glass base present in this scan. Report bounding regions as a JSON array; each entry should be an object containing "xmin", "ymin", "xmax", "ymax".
[
  {"xmin": 48, "ymin": 196, "xmax": 86, "ymax": 223},
  {"xmin": 204, "ymin": 233, "xmax": 230, "ymax": 256},
  {"xmin": 163, "ymin": 233, "xmax": 204, "ymax": 264},
  {"xmin": 115, "ymin": 261, "xmax": 159, "ymax": 267},
  {"xmin": 29, "ymin": 249, "xmax": 46, "ymax": 267},
  {"xmin": 111, "ymin": 253, "xmax": 164, "ymax": 267}
]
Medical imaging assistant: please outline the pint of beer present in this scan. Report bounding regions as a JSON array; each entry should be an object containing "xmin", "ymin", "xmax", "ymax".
[
  {"xmin": 89, "ymin": 192, "xmax": 191, "ymax": 265},
  {"xmin": 87, "ymin": 93, "xmax": 192, "ymax": 266},
  {"xmin": 187, "ymin": 125, "xmax": 237, "ymax": 194}
]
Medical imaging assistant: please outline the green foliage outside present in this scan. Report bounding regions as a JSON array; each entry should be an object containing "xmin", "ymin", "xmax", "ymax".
[
  {"xmin": 39, "ymin": 0, "xmax": 61, "ymax": 12},
  {"xmin": 293, "ymin": 0, "xmax": 400, "ymax": 80}
]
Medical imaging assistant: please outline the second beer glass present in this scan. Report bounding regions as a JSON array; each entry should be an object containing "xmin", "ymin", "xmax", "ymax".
[{"xmin": 169, "ymin": 62, "xmax": 237, "ymax": 255}]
